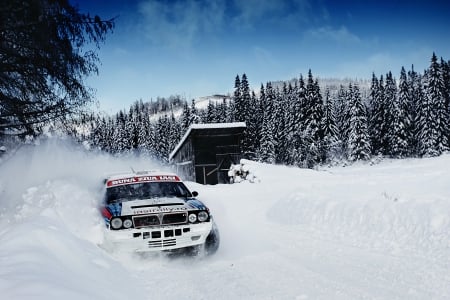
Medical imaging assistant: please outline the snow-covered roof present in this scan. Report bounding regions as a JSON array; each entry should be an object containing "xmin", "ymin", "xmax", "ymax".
[{"xmin": 169, "ymin": 122, "xmax": 246, "ymax": 161}]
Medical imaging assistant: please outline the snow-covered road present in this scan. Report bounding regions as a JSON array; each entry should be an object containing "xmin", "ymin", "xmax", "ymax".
[{"xmin": 1, "ymin": 141, "xmax": 449, "ymax": 299}]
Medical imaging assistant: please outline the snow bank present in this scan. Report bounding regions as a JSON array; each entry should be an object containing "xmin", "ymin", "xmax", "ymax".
[{"xmin": 264, "ymin": 156, "xmax": 450, "ymax": 256}]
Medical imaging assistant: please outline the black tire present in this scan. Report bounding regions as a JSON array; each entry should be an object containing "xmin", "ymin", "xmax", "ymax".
[{"xmin": 204, "ymin": 223, "xmax": 220, "ymax": 256}]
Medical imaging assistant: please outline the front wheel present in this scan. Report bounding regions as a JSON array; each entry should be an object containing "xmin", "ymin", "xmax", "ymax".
[{"xmin": 204, "ymin": 223, "xmax": 220, "ymax": 255}]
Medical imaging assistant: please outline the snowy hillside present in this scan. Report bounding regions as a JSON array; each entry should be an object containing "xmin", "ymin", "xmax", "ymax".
[{"xmin": 0, "ymin": 140, "xmax": 449, "ymax": 299}]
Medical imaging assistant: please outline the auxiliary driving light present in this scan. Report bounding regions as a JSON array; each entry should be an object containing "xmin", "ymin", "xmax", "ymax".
[
  {"xmin": 188, "ymin": 213, "xmax": 197, "ymax": 223},
  {"xmin": 110, "ymin": 217, "xmax": 123, "ymax": 229}
]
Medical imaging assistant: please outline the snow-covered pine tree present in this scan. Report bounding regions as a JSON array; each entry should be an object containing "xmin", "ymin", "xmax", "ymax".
[
  {"xmin": 283, "ymin": 81, "xmax": 298, "ymax": 164},
  {"xmin": 189, "ymin": 99, "xmax": 200, "ymax": 125},
  {"xmin": 322, "ymin": 88, "xmax": 341, "ymax": 163},
  {"xmin": 273, "ymin": 86, "xmax": 288, "ymax": 163},
  {"xmin": 389, "ymin": 67, "xmax": 410, "ymax": 157},
  {"xmin": 257, "ymin": 82, "xmax": 276, "ymax": 164},
  {"xmin": 302, "ymin": 71, "xmax": 324, "ymax": 167},
  {"xmin": 369, "ymin": 73, "xmax": 382, "ymax": 155},
  {"xmin": 203, "ymin": 100, "xmax": 217, "ymax": 123},
  {"xmin": 180, "ymin": 101, "xmax": 191, "ymax": 132},
  {"xmin": 239, "ymin": 74, "xmax": 255, "ymax": 155},
  {"xmin": 125, "ymin": 109, "xmax": 138, "ymax": 151},
  {"xmin": 407, "ymin": 65, "xmax": 423, "ymax": 156},
  {"xmin": 240, "ymin": 74, "xmax": 252, "ymax": 123},
  {"xmin": 216, "ymin": 98, "xmax": 228, "ymax": 123},
  {"xmin": 112, "ymin": 110, "xmax": 128, "ymax": 154},
  {"xmin": 91, "ymin": 116, "xmax": 108, "ymax": 151},
  {"xmin": 347, "ymin": 84, "xmax": 371, "ymax": 161},
  {"xmin": 232, "ymin": 74, "xmax": 241, "ymax": 122},
  {"xmin": 245, "ymin": 90, "xmax": 261, "ymax": 157},
  {"xmin": 137, "ymin": 113, "xmax": 151, "ymax": 156},
  {"xmin": 421, "ymin": 53, "xmax": 448, "ymax": 155},
  {"xmin": 441, "ymin": 58, "xmax": 450, "ymax": 148},
  {"xmin": 249, "ymin": 84, "xmax": 267, "ymax": 157},
  {"xmin": 155, "ymin": 115, "xmax": 170, "ymax": 162},
  {"xmin": 168, "ymin": 112, "xmax": 182, "ymax": 156},
  {"xmin": 286, "ymin": 77, "xmax": 303, "ymax": 165},
  {"xmin": 384, "ymin": 71, "xmax": 397, "ymax": 156}
]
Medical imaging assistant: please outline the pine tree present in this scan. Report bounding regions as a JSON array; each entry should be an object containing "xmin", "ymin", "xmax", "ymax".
[
  {"xmin": 333, "ymin": 84, "xmax": 349, "ymax": 159},
  {"xmin": 137, "ymin": 113, "xmax": 151, "ymax": 156},
  {"xmin": 216, "ymin": 98, "xmax": 228, "ymax": 123},
  {"xmin": 190, "ymin": 99, "xmax": 200, "ymax": 125},
  {"xmin": 420, "ymin": 53, "xmax": 448, "ymax": 155},
  {"xmin": 288, "ymin": 75, "xmax": 308, "ymax": 166},
  {"xmin": 258, "ymin": 82, "xmax": 276, "ymax": 163},
  {"xmin": 302, "ymin": 71, "xmax": 324, "ymax": 167},
  {"xmin": 239, "ymin": 74, "xmax": 254, "ymax": 154},
  {"xmin": 232, "ymin": 75, "xmax": 241, "ymax": 122},
  {"xmin": 438, "ymin": 58, "xmax": 450, "ymax": 151},
  {"xmin": 245, "ymin": 91, "xmax": 260, "ymax": 157},
  {"xmin": 322, "ymin": 88, "xmax": 341, "ymax": 162},
  {"xmin": 0, "ymin": 0, "xmax": 114, "ymax": 137},
  {"xmin": 273, "ymin": 86, "xmax": 288, "ymax": 163},
  {"xmin": 347, "ymin": 84, "xmax": 371, "ymax": 161},
  {"xmin": 407, "ymin": 65, "xmax": 422, "ymax": 156},
  {"xmin": 384, "ymin": 71, "xmax": 397, "ymax": 156},
  {"xmin": 180, "ymin": 101, "xmax": 191, "ymax": 132},
  {"xmin": 204, "ymin": 100, "xmax": 217, "ymax": 123},
  {"xmin": 155, "ymin": 115, "xmax": 171, "ymax": 162},
  {"xmin": 390, "ymin": 67, "xmax": 410, "ymax": 157},
  {"xmin": 369, "ymin": 73, "xmax": 382, "ymax": 155},
  {"xmin": 112, "ymin": 110, "xmax": 128, "ymax": 154},
  {"xmin": 168, "ymin": 112, "xmax": 181, "ymax": 157},
  {"xmin": 441, "ymin": 59, "xmax": 450, "ymax": 148},
  {"xmin": 240, "ymin": 74, "xmax": 252, "ymax": 123}
]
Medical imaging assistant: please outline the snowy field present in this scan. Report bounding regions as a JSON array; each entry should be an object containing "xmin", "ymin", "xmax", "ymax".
[{"xmin": 0, "ymin": 140, "xmax": 449, "ymax": 299}]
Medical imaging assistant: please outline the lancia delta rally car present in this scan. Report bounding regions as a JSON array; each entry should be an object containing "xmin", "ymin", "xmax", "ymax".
[{"xmin": 100, "ymin": 171, "xmax": 219, "ymax": 255}]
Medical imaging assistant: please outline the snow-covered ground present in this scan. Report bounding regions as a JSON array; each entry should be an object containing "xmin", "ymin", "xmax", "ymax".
[{"xmin": 0, "ymin": 140, "xmax": 449, "ymax": 299}]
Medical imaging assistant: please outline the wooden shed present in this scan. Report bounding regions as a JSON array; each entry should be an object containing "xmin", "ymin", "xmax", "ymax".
[{"xmin": 169, "ymin": 122, "xmax": 246, "ymax": 185}]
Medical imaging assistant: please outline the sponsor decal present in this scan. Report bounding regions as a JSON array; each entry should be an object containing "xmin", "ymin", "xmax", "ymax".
[
  {"xmin": 186, "ymin": 199, "xmax": 207, "ymax": 210},
  {"xmin": 106, "ymin": 175, "xmax": 180, "ymax": 187},
  {"xmin": 132, "ymin": 206, "xmax": 187, "ymax": 215},
  {"xmin": 106, "ymin": 203, "xmax": 122, "ymax": 217}
]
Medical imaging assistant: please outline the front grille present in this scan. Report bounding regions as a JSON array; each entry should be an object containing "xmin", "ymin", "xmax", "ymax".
[
  {"xmin": 148, "ymin": 239, "xmax": 176, "ymax": 248},
  {"xmin": 133, "ymin": 215, "xmax": 160, "ymax": 228},
  {"xmin": 132, "ymin": 212, "xmax": 188, "ymax": 228},
  {"xmin": 162, "ymin": 213, "xmax": 188, "ymax": 225}
]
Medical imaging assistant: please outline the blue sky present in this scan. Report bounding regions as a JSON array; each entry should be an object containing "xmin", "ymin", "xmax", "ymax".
[{"xmin": 73, "ymin": 0, "xmax": 450, "ymax": 112}]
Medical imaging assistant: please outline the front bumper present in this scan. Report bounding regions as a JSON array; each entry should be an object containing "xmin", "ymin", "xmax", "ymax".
[{"xmin": 103, "ymin": 221, "xmax": 213, "ymax": 252}]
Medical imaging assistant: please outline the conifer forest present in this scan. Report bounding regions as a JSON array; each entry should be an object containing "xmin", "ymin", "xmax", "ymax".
[{"xmin": 71, "ymin": 53, "xmax": 450, "ymax": 168}]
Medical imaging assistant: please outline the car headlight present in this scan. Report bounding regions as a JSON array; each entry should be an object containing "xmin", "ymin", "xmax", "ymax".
[
  {"xmin": 123, "ymin": 219, "xmax": 133, "ymax": 229},
  {"xmin": 198, "ymin": 211, "xmax": 209, "ymax": 222},
  {"xmin": 111, "ymin": 217, "xmax": 123, "ymax": 229},
  {"xmin": 188, "ymin": 213, "xmax": 197, "ymax": 223}
]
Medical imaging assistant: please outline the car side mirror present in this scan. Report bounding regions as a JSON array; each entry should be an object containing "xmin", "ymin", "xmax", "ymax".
[{"xmin": 192, "ymin": 191, "xmax": 198, "ymax": 197}]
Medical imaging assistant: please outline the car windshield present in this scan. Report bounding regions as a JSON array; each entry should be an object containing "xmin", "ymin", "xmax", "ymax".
[{"xmin": 105, "ymin": 181, "xmax": 192, "ymax": 204}]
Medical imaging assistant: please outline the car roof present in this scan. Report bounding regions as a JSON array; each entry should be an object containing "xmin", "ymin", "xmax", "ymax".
[{"xmin": 105, "ymin": 171, "xmax": 182, "ymax": 188}]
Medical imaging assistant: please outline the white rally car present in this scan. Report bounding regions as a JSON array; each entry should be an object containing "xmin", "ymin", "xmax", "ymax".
[{"xmin": 100, "ymin": 171, "xmax": 219, "ymax": 255}]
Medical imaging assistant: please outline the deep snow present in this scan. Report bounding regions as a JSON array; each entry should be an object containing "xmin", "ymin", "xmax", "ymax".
[{"xmin": 0, "ymin": 140, "xmax": 449, "ymax": 299}]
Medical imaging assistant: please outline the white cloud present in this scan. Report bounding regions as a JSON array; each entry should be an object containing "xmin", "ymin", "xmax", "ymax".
[
  {"xmin": 231, "ymin": 0, "xmax": 315, "ymax": 30},
  {"xmin": 252, "ymin": 46, "xmax": 277, "ymax": 68},
  {"xmin": 137, "ymin": 0, "xmax": 225, "ymax": 50},
  {"xmin": 326, "ymin": 49, "xmax": 435, "ymax": 80},
  {"xmin": 306, "ymin": 25, "xmax": 361, "ymax": 44}
]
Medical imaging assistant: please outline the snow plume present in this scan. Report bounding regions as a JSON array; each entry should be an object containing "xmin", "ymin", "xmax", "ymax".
[
  {"xmin": 0, "ymin": 138, "xmax": 164, "ymax": 299},
  {"xmin": 0, "ymin": 138, "xmax": 165, "ymax": 219}
]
